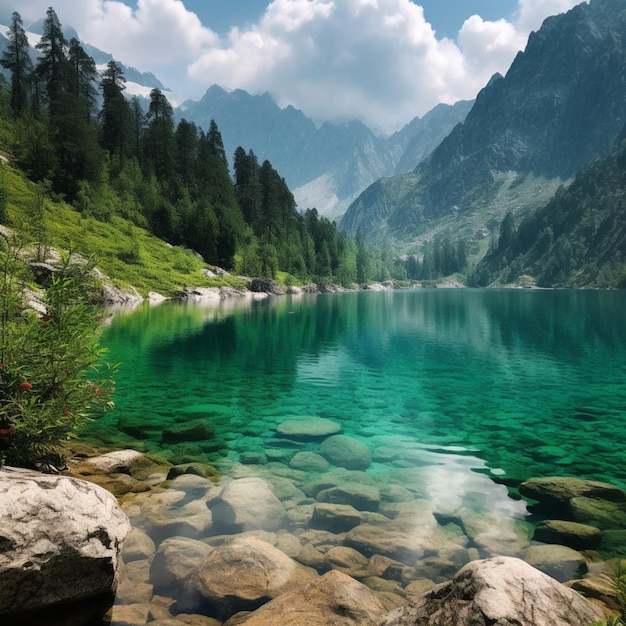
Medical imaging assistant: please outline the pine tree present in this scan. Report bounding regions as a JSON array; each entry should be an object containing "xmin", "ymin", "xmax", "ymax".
[
  {"xmin": 67, "ymin": 38, "xmax": 98, "ymax": 121},
  {"xmin": 0, "ymin": 11, "xmax": 33, "ymax": 116},
  {"xmin": 99, "ymin": 61, "xmax": 133, "ymax": 162},
  {"xmin": 35, "ymin": 7, "xmax": 68, "ymax": 114}
]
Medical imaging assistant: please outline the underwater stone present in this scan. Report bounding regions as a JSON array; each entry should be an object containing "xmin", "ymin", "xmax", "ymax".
[
  {"xmin": 523, "ymin": 544, "xmax": 589, "ymax": 582},
  {"xmin": 533, "ymin": 520, "xmax": 602, "ymax": 550},
  {"xmin": 209, "ymin": 477, "xmax": 286, "ymax": 533},
  {"xmin": 190, "ymin": 537, "xmax": 317, "ymax": 619},
  {"xmin": 162, "ymin": 420, "xmax": 216, "ymax": 444},
  {"xmin": 276, "ymin": 417, "xmax": 342, "ymax": 441},
  {"xmin": 318, "ymin": 435, "xmax": 372, "ymax": 471}
]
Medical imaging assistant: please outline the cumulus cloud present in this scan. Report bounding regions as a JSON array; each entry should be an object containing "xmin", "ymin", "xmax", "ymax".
[{"xmin": 6, "ymin": 0, "xmax": 587, "ymax": 132}]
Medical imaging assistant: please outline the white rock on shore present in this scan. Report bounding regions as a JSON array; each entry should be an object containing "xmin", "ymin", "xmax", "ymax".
[{"xmin": 0, "ymin": 466, "xmax": 131, "ymax": 621}]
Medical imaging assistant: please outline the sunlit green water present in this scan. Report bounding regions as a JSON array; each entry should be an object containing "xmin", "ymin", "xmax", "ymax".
[{"xmin": 83, "ymin": 289, "xmax": 626, "ymax": 492}]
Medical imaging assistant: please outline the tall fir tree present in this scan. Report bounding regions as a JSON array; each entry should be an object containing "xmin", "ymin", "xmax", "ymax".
[{"xmin": 0, "ymin": 11, "xmax": 33, "ymax": 116}]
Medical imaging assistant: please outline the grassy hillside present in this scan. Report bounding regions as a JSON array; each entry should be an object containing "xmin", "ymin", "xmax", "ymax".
[{"xmin": 0, "ymin": 156, "xmax": 246, "ymax": 297}]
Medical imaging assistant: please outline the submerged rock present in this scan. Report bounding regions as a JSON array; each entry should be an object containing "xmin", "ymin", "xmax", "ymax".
[
  {"xmin": 209, "ymin": 477, "xmax": 286, "ymax": 533},
  {"xmin": 162, "ymin": 420, "xmax": 216, "ymax": 444},
  {"xmin": 222, "ymin": 570, "xmax": 390, "ymax": 626},
  {"xmin": 519, "ymin": 476, "xmax": 626, "ymax": 507},
  {"xmin": 318, "ymin": 434, "xmax": 372, "ymax": 470},
  {"xmin": 380, "ymin": 556, "xmax": 605, "ymax": 626},
  {"xmin": 276, "ymin": 417, "xmax": 342, "ymax": 441},
  {"xmin": 189, "ymin": 537, "xmax": 317, "ymax": 619},
  {"xmin": 533, "ymin": 519, "xmax": 603, "ymax": 550},
  {"xmin": 0, "ymin": 467, "xmax": 130, "ymax": 623}
]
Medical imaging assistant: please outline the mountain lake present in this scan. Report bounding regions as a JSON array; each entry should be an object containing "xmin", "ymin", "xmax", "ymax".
[{"xmin": 79, "ymin": 288, "xmax": 626, "ymax": 613}]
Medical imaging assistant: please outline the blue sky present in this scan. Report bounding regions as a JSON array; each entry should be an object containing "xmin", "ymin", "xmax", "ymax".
[
  {"xmin": 182, "ymin": 0, "xmax": 519, "ymax": 39},
  {"xmin": 3, "ymin": 0, "xmax": 584, "ymax": 132}
]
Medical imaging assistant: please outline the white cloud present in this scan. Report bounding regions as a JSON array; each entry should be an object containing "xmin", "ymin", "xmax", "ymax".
[{"xmin": 7, "ymin": 0, "xmax": 587, "ymax": 132}]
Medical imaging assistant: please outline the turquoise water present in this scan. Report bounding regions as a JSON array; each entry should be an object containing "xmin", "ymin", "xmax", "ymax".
[{"xmin": 84, "ymin": 289, "xmax": 626, "ymax": 491}]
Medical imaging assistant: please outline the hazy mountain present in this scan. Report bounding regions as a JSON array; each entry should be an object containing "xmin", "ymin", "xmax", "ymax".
[
  {"xmin": 341, "ymin": 0, "xmax": 626, "ymax": 248},
  {"xmin": 176, "ymin": 85, "xmax": 471, "ymax": 220}
]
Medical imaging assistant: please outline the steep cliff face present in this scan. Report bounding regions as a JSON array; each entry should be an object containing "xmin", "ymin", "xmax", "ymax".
[{"xmin": 342, "ymin": 0, "xmax": 626, "ymax": 243}]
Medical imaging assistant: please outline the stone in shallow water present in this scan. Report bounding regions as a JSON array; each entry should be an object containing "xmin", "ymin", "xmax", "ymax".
[
  {"xmin": 318, "ymin": 434, "xmax": 372, "ymax": 470},
  {"xmin": 519, "ymin": 476, "xmax": 626, "ymax": 507},
  {"xmin": 533, "ymin": 519, "xmax": 603, "ymax": 550},
  {"xmin": 162, "ymin": 420, "xmax": 216, "ymax": 444},
  {"xmin": 209, "ymin": 477, "xmax": 286, "ymax": 533},
  {"xmin": 523, "ymin": 544, "xmax": 589, "ymax": 582},
  {"xmin": 150, "ymin": 536, "xmax": 214, "ymax": 595},
  {"xmin": 289, "ymin": 451, "xmax": 331, "ymax": 471},
  {"xmin": 569, "ymin": 496, "xmax": 626, "ymax": 530},
  {"xmin": 311, "ymin": 503, "xmax": 362, "ymax": 532},
  {"xmin": 189, "ymin": 537, "xmax": 318, "ymax": 619},
  {"xmin": 275, "ymin": 417, "xmax": 342, "ymax": 441},
  {"xmin": 344, "ymin": 524, "xmax": 425, "ymax": 564},
  {"xmin": 141, "ymin": 490, "xmax": 213, "ymax": 540},
  {"xmin": 317, "ymin": 483, "xmax": 380, "ymax": 512},
  {"xmin": 221, "ymin": 570, "xmax": 390, "ymax": 626}
]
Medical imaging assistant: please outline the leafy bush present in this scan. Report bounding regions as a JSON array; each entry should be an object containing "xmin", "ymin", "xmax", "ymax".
[{"xmin": 0, "ymin": 236, "xmax": 117, "ymax": 470}]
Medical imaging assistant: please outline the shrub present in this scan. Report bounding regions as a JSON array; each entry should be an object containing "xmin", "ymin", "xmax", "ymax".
[{"xmin": 0, "ymin": 236, "xmax": 117, "ymax": 470}]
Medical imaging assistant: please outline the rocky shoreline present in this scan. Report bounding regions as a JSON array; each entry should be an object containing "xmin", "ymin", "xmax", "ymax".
[{"xmin": 2, "ymin": 436, "xmax": 624, "ymax": 626}]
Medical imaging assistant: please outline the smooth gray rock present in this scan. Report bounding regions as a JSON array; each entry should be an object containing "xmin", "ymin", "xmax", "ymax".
[
  {"xmin": 209, "ymin": 477, "xmax": 286, "ymax": 533},
  {"xmin": 0, "ymin": 467, "xmax": 130, "ymax": 618},
  {"xmin": 318, "ymin": 434, "xmax": 372, "ymax": 470},
  {"xmin": 276, "ymin": 417, "xmax": 342, "ymax": 441},
  {"xmin": 150, "ymin": 536, "xmax": 213, "ymax": 594},
  {"xmin": 380, "ymin": 556, "xmax": 605, "ymax": 626}
]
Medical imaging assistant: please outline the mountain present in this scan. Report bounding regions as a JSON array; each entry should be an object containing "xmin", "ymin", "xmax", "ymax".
[
  {"xmin": 341, "ymin": 0, "xmax": 626, "ymax": 248},
  {"xmin": 176, "ymin": 85, "xmax": 471, "ymax": 220},
  {"xmin": 0, "ymin": 22, "xmax": 168, "ymax": 102},
  {"xmin": 475, "ymin": 128, "xmax": 626, "ymax": 288}
]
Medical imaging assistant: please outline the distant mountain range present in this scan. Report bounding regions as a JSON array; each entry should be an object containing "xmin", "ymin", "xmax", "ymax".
[
  {"xmin": 341, "ymin": 0, "xmax": 626, "ymax": 250},
  {"xmin": 176, "ymin": 87, "xmax": 472, "ymax": 221}
]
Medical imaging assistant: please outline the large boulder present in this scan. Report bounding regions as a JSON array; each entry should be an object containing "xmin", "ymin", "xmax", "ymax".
[
  {"xmin": 276, "ymin": 417, "xmax": 342, "ymax": 441},
  {"xmin": 380, "ymin": 556, "xmax": 605, "ymax": 626},
  {"xmin": 141, "ymin": 489, "xmax": 213, "ymax": 540},
  {"xmin": 318, "ymin": 435, "xmax": 372, "ymax": 470},
  {"xmin": 223, "ymin": 570, "xmax": 390, "ymax": 626},
  {"xmin": 0, "ymin": 467, "xmax": 130, "ymax": 623},
  {"xmin": 519, "ymin": 477, "xmax": 626, "ymax": 507},
  {"xmin": 189, "ymin": 537, "xmax": 317, "ymax": 619},
  {"xmin": 209, "ymin": 478, "xmax": 286, "ymax": 533}
]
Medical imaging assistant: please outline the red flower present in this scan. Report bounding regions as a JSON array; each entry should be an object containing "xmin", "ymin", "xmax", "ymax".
[
  {"xmin": 19, "ymin": 382, "xmax": 33, "ymax": 390},
  {"xmin": 0, "ymin": 429, "xmax": 11, "ymax": 437},
  {"xmin": 54, "ymin": 385, "xmax": 63, "ymax": 392},
  {"xmin": 40, "ymin": 315, "xmax": 52, "ymax": 322}
]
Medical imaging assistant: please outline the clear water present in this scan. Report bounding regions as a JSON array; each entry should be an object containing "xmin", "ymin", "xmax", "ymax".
[
  {"xmin": 85, "ymin": 289, "xmax": 626, "ymax": 485},
  {"xmin": 80, "ymin": 289, "xmax": 626, "ymax": 569}
]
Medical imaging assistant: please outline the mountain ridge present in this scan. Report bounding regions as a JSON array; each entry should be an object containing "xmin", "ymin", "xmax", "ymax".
[{"xmin": 341, "ymin": 0, "xmax": 626, "ymax": 248}]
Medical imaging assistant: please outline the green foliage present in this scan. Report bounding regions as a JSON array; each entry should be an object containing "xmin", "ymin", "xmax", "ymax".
[
  {"xmin": 0, "ymin": 237, "xmax": 117, "ymax": 469},
  {"xmin": 478, "ymin": 136, "xmax": 626, "ymax": 288},
  {"xmin": 0, "ymin": 9, "xmax": 392, "ymax": 288}
]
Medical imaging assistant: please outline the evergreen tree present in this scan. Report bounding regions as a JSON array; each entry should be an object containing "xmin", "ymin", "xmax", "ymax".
[
  {"xmin": 99, "ymin": 61, "xmax": 133, "ymax": 162},
  {"xmin": 207, "ymin": 119, "xmax": 227, "ymax": 167},
  {"xmin": 67, "ymin": 38, "xmax": 98, "ymax": 120},
  {"xmin": 35, "ymin": 7, "xmax": 68, "ymax": 114},
  {"xmin": 0, "ymin": 11, "xmax": 33, "ymax": 116},
  {"xmin": 143, "ymin": 88, "xmax": 175, "ymax": 183}
]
